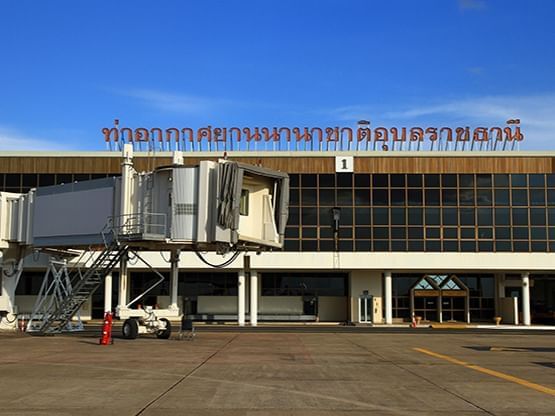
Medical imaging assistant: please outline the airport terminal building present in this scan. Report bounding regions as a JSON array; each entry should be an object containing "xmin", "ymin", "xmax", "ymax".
[{"xmin": 2, "ymin": 147, "xmax": 555, "ymax": 326}]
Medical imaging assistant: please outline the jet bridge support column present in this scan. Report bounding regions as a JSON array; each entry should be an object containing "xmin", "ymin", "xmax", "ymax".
[
  {"xmin": 169, "ymin": 249, "xmax": 180, "ymax": 311},
  {"xmin": 116, "ymin": 254, "xmax": 129, "ymax": 317}
]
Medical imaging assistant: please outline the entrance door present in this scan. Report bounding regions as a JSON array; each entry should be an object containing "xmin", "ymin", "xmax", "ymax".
[
  {"xmin": 414, "ymin": 296, "xmax": 438, "ymax": 322},
  {"xmin": 358, "ymin": 294, "xmax": 373, "ymax": 323},
  {"xmin": 441, "ymin": 296, "xmax": 465, "ymax": 322}
]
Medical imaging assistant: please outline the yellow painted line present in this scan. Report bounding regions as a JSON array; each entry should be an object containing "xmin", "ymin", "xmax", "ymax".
[{"xmin": 414, "ymin": 347, "xmax": 555, "ymax": 397}]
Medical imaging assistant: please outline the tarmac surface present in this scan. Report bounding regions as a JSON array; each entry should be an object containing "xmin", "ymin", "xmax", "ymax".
[{"xmin": 0, "ymin": 326, "xmax": 554, "ymax": 415}]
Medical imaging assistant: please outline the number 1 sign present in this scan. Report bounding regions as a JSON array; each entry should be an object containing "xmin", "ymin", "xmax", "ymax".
[{"xmin": 335, "ymin": 156, "xmax": 354, "ymax": 173}]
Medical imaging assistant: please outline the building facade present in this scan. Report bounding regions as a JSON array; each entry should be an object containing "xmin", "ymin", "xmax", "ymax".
[{"xmin": 3, "ymin": 150, "xmax": 555, "ymax": 325}]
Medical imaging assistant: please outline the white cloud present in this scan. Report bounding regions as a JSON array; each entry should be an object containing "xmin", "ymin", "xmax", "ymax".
[
  {"xmin": 327, "ymin": 94, "xmax": 555, "ymax": 150},
  {"xmin": 116, "ymin": 88, "xmax": 233, "ymax": 115},
  {"xmin": 0, "ymin": 127, "xmax": 69, "ymax": 151}
]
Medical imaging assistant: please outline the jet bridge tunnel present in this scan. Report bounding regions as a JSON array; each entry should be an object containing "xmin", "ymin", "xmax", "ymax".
[{"xmin": 0, "ymin": 145, "xmax": 289, "ymax": 331}]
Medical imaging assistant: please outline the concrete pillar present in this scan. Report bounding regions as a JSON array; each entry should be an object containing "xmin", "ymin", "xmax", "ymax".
[
  {"xmin": 104, "ymin": 273, "xmax": 112, "ymax": 313},
  {"xmin": 117, "ymin": 255, "xmax": 128, "ymax": 315},
  {"xmin": 238, "ymin": 271, "xmax": 245, "ymax": 326},
  {"xmin": 169, "ymin": 249, "xmax": 180, "ymax": 310},
  {"xmin": 521, "ymin": 272, "xmax": 531, "ymax": 326},
  {"xmin": 384, "ymin": 271, "xmax": 393, "ymax": 324},
  {"xmin": 250, "ymin": 271, "xmax": 258, "ymax": 326}
]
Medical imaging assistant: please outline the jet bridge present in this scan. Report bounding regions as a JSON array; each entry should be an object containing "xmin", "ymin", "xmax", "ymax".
[{"xmin": 0, "ymin": 144, "xmax": 289, "ymax": 332}]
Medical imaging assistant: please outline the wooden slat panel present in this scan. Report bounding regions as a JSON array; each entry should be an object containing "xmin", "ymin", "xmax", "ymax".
[{"xmin": 0, "ymin": 156, "xmax": 553, "ymax": 173}]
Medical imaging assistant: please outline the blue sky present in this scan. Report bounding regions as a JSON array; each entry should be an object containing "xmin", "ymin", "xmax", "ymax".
[{"xmin": 0, "ymin": 0, "xmax": 554, "ymax": 151}]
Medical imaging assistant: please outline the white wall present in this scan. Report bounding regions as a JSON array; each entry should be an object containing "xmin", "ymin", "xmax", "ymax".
[{"xmin": 350, "ymin": 270, "xmax": 383, "ymax": 323}]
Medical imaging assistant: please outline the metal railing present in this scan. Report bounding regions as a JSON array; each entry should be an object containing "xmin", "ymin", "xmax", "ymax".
[{"xmin": 110, "ymin": 212, "xmax": 167, "ymax": 238}]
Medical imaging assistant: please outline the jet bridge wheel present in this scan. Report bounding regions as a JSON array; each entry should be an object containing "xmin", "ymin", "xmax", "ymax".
[
  {"xmin": 122, "ymin": 318, "xmax": 139, "ymax": 339},
  {"xmin": 156, "ymin": 318, "xmax": 172, "ymax": 339}
]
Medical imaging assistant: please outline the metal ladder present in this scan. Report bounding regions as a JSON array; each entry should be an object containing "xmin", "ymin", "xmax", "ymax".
[{"xmin": 27, "ymin": 240, "xmax": 128, "ymax": 334}]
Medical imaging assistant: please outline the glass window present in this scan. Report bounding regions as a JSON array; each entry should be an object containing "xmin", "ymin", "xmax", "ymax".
[
  {"xmin": 302, "ymin": 174, "xmax": 317, "ymax": 187},
  {"xmin": 477, "ymin": 208, "xmax": 493, "ymax": 226},
  {"xmin": 301, "ymin": 189, "xmax": 317, "ymax": 205},
  {"xmin": 354, "ymin": 174, "xmax": 369, "ymax": 187},
  {"xmin": 530, "ymin": 189, "xmax": 546, "ymax": 206},
  {"xmin": 22, "ymin": 174, "xmax": 37, "ymax": 187},
  {"xmin": 355, "ymin": 240, "xmax": 371, "ymax": 251},
  {"xmin": 285, "ymin": 227, "xmax": 299, "ymax": 238},
  {"xmin": 443, "ymin": 227, "xmax": 458, "ymax": 239},
  {"xmin": 478, "ymin": 241, "xmax": 493, "ymax": 251},
  {"xmin": 285, "ymin": 240, "xmax": 300, "ymax": 251},
  {"xmin": 476, "ymin": 189, "xmax": 492, "ymax": 206},
  {"xmin": 461, "ymin": 227, "xmax": 475, "ymax": 239},
  {"xmin": 476, "ymin": 174, "xmax": 492, "ymax": 187},
  {"xmin": 529, "ymin": 174, "xmax": 545, "ymax": 187},
  {"xmin": 531, "ymin": 241, "xmax": 547, "ymax": 252},
  {"xmin": 391, "ymin": 208, "xmax": 406, "ymax": 225},
  {"xmin": 512, "ymin": 189, "xmax": 528, "ymax": 206},
  {"xmin": 547, "ymin": 174, "xmax": 555, "ymax": 187},
  {"xmin": 373, "ymin": 208, "xmax": 389, "ymax": 225},
  {"xmin": 355, "ymin": 208, "xmax": 371, "ymax": 225},
  {"xmin": 320, "ymin": 226, "xmax": 333, "ymax": 238},
  {"xmin": 549, "ymin": 190, "xmax": 555, "ymax": 205},
  {"xmin": 373, "ymin": 227, "xmax": 389, "ymax": 239},
  {"xmin": 512, "ymin": 208, "xmax": 528, "ymax": 225},
  {"xmin": 459, "ymin": 188, "xmax": 475, "ymax": 206},
  {"xmin": 530, "ymin": 227, "xmax": 547, "ymax": 240},
  {"xmin": 460, "ymin": 208, "xmax": 475, "ymax": 225},
  {"xmin": 391, "ymin": 189, "xmax": 405, "ymax": 206},
  {"xmin": 339, "ymin": 207, "xmax": 353, "ymax": 225},
  {"xmin": 239, "ymin": 189, "xmax": 249, "ymax": 215},
  {"xmin": 391, "ymin": 240, "xmax": 406, "ymax": 251},
  {"xmin": 443, "ymin": 208, "xmax": 458, "ymax": 225},
  {"xmin": 372, "ymin": 189, "xmax": 388, "ymax": 206},
  {"xmin": 339, "ymin": 227, "xmax": 353, "ymax": 238},
  {"xmin": 354, "ymin": 189, "xmax": 370, "ymax": 206},
  {"xmin": 391, "ymin": 227, "xmax": 406, "ymax": 239},
  {"xmin": 355, "ymin": 227, "xmax": 371, "ymax": 239},
  {"xmin": 495, "ymin": 208, "xmax": 510, "ymax": 225},
  {"xmin": 407, "ymin": 174, "xmax": 422, "ymax": 187},
  {"xmin": 408, "ymin": 208, "xmax": 423, "ymax": 225},
  {"xmin": 442, "ymin": 189, "xmax": 457, "ymax": 206},
  {"xmin": 495, "ymin": 189, "xmax": 510, "ymax": 206},
  {"xmin": 425, "ymin": 189, "xmax": 440, "ymax": 206},
  {"xmin": 443, "ymin": 241, "xmax": 459, "ymax": 252},
  {"xmin": 290, "ymin": 189, "xmax": 299, "ymax": 205},
  {"xmin": 424, "ymin": 174, "xmax": 440, "ymax": 187},
  {"xmin": 408, "ymin": 227, "xmax": 423, "ymax": 239},
  {"xmin": 511, "ymin": 174, "xmax": 527, "ymax": 187},
  {"xmin": 513, "ymin": 227, "xmax": 529, "ymax": 240},
  {"xmin": 494, "ymin": 174, "xmax": 509, "ymax": 187},
  {"xmin": 5, "ymin": 174, "xmax": 20, "ymax": 187},
  {"xmin": 549, "ymin": 208, "xmax": 555, "ymax": 225},
  {"xmin": 461, "ymin": 241, "xmax": 476, "ymax": 252},
  {"xmin": 495, "ymin": 241, "xmax": 512, "ymax": 252},
  {"xmin": 426, "ymin": 227, "xmax": 440, "ymax": 239},
  {"xmin": 73, "ymin": 174, "xmax": 90, "ymax": 182},
  {"xmin": 372, "ymin": 174, "xmax": 388, "ymax": 187},
  {"xmin": 320, "ymin": 240, "xmax": 335, "ymax": 251},
  {"xmin": 495, "ymin": 227, "xmax": 511, "ymax": 239},
  {"xmin": 302, "ymin": 227, "xmax": 317, "ymax": 238},
  {"xmin": 336, "ymin": 173, "xmax": 353, "ymax": 188},
  {"xmin": 426, "ymin": 240, "xmax": 441, "ymax": 251},
  {"xmin": 289, "ymin": 174, "xmax": 299, "ymax": 187},
  {"xmin": 408, "ymin": 240, "xmax": 424, "ymax": 251},
  {"xmin": 530, "ymin": 208, "xmax": 546, "ymax": 226},
  {"xmin": 373, "ymin": 240, "xmax": 389, "ymax": 251},
  {"xmin": 301, "ymin": 207, "xmax": 318, "ymax": 225},
  {"xmin": 319, "ymin": 189, "xmax": 335, "ymax": 206},
  {"xmin": 38, "ymin": 174, "xmax": 55, "ymax": 187},
  {"xmin": 513, "ymin": 241, "xmax": 529, "ymax": 252},
  {"xmin": 390, "ymin": 174, "xmax": 405, "ymax": 187},
  {"xmin": 478, "ymin": 227, "xmax": 493, "ymax": 239},
  {"xmin": 288, "ymin": 207, "xmax": 299, "ymax": 225},
  {"xmin": 459, "ymin": 174, "xmax": 474, "ymax": 187},
  {"xmin": 319, "ymin": 174, "xmax": 335, "ymax": 187},
  {"xmin": 302, "ymin": 240, "xmax": 318, "ymax": 251},
  {"xmin": 425, "ymin": 208, "xmax": 441, "ymax": 225},
  {"xmin": 407, "ymin": 189, "xmax": 423, "ymax": 206},
  {"xmin": 337, "ymin": 189, "xmax": 352, "ymax": 206},
  {"xmin": 442, "ymin": 174, "xmax": 457, "ymax": 187}
]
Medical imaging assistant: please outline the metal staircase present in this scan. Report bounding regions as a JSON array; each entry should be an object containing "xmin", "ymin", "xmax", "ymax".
[{"xmin": 27, "ymin": 240, "xmax": 128, "ymax": 334}]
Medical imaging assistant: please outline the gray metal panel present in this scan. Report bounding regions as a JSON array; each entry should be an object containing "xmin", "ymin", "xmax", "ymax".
[
  {"xmin": 32, "ymin": 180, "xmax": 116, "ymax": 247},
  {"xmin": 171, "ymin": 167, "xmax": 198, "ymax": 241}
]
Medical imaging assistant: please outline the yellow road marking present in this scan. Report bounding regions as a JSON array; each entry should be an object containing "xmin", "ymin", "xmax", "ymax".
[{"xmin": 414, "ymin": 347, "xmax": 555, "ymax": 397}]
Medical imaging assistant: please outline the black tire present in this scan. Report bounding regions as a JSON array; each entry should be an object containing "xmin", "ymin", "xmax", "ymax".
[
  {"xmin": 156, "ymin": 318, "xmax": 171, "ymax": 339},
  {"xmin": 122, "ymin": 318, "xmax": 139, "ymax": 340}
]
